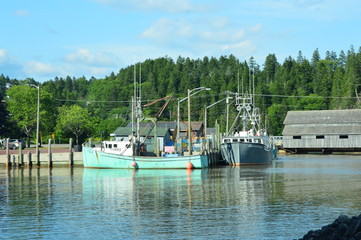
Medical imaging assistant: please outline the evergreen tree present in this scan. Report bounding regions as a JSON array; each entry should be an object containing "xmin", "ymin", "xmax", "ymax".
[{"xmin": 311, "ymin": 48, "xmax": 321, "ymax": 66}]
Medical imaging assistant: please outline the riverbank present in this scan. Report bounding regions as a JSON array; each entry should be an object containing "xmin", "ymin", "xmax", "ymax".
[{"xmin": 299, "ymin": 214, "xmax": 361, "ymax": 239}]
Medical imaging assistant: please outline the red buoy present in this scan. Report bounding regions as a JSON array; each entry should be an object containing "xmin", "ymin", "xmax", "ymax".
[
  {"xmin": 186, "ymin": 161, "xmax": 193, "ymax": 169},
  {"xmin": 131, "ymin": 161, "xmax": 137, "ymax": 167}
]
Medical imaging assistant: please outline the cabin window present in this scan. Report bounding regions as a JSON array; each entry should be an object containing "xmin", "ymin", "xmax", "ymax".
[
  {"xmin": 240, "ymin": 139, "xmax": 245, "ymax": 143},
  {"xmin": 233, "ymin": 139, "xmax": 238, "ymax": 143},
  {"xmin": 293, "ymin": 136, "xmax": 301, "ymax": 139},
  {"xmin": 339, "ymin": 135, "xmax": 348, "ymax": 139},
  {"xmin": 316, "ymin": 135, "xmax": 325, "ymax": 139},
  {"xmin": 114, "ymin": 144, "xmax": 117, "ymax": 148}
]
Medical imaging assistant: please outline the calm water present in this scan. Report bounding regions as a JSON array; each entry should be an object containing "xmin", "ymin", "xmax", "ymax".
[{"xmin": 1, "ymin": 155, "xmax": 361, "ymax": 240}]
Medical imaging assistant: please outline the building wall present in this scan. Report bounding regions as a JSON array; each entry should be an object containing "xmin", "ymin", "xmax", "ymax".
[{"xmin": 283, "ymin": 134, "xmax": 361, "ymax": 149}]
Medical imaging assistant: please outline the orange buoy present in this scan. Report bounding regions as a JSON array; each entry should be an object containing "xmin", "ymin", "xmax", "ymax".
[{"xmin": 186, "ymin": 161, "xmax": 193, "ymax": 169}]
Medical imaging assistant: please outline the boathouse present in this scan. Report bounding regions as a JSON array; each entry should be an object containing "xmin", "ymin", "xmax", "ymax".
[
  {"xmin": 112, "ymin": 124, "xmax": 172, "ymax": 153},
  {"xmin": 282, "ymin": 109, "xmax": 361, "ymax": 153},
  {"xmin": 176, "ymin": 121, "xmax": 205, "ymax": 138}
]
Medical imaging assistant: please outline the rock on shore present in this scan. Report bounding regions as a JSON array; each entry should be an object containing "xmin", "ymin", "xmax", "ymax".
[{"xmin": 299, "ymin": 214, "xmax": 361, "ymax": 240}]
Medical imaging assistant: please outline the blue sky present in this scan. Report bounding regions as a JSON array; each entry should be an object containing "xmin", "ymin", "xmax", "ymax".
[{"xmin": 1, "ymin": 0, "xmax": 360, "ymax": 82}]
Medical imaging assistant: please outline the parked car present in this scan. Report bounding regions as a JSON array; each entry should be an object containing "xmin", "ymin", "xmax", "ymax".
[{"xmin": 1, "ymin": 139, "xmax": 26, "ymax": 150}]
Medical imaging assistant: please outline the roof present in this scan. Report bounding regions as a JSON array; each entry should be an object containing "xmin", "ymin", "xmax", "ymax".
[
  {"xmin": 178, "ymin": 121, "xmax": 204, "ymax": 131},
  {"xmin": 282, "ymin": 109, "xmax": 361, "ymax": 135},
  {"xmin": 283, "ymin": 109, "xmax": 361, "ymax": 125},
  {"xmin": 206, "ymin": 127, "xmax": 216, "ymax": 135},
  {"xmin": 113, "ymin": 126, "xmax": 170, "ymax": 137},
  {"xmin": 126, "ymin": 121, "xmax": 177, "ymax": 130}
]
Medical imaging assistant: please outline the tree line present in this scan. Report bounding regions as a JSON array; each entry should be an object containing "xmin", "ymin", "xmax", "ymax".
[{"xmin": 1, "ymin": 45, "xmax": 361, "ymax": 145}]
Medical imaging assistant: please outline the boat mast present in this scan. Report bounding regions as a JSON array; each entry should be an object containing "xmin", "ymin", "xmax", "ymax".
[
  {"xmin": 132, "ymin": 63, "xmax": 136, "ymax": 135},
  {"xmin": 132, "ymin": 61, "xmax": 143, "ymax": 141},
  {"xmin": 136, "ymin": 63, "xmax": 142, "ymax": 141}
]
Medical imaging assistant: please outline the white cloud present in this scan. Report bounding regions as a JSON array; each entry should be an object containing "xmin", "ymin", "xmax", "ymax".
[
  {"xmin": 137, "ymin": 0, "xmax": 193, "ymax": 12},
  {"xmin": 221, "ymin": 41, "xmax": 257, "ymax": 53},
  {"xmin": 65, "ymin": 49, "xmax": 114, "ymax": 66},
  {"xmin": 249, "ymin": 24, "xmax": 262, "ymax": 33},
  {"xmin": 250, "ymin": 0, "xmax": 353, "ymax": 21},
  {"xmin": 91, "ymin": 0, "xmax": 203, "ymax": 13},
  {"xmin": 23, "ymin": 62, "xmax": 58, "ymax": 76},
  {"xmin": 294, "ymin": 0, "xmax": 323, "ymax": 9},
  {"xmin": 141, "ymin": 18, "xmax": 193, "ymax": 42},
  {"xmin": 22, "ymin": 59, "xmax": 114, "ymax": 81},
  {"xmin": 0, "ymin": 49, "xmax": 8, "ymax": 63},
  {"xmin": 141, "ymin": 17, "xmax": 262, "ymax": 58},
  {"xmin": 62, "ymin": 64, "xmax": 111, "ymax": 77},
  {"xmin": 14, "ymin": 10, "xmax": 30, "ymax": 17}
]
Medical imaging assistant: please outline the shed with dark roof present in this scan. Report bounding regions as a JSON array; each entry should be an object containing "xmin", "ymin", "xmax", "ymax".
[
  {"xmin": 113, "ymin": 125, "xmax": 172, "ymax": 152},
  {"xmin": 282, "ymin": 109, "xmax": 361, "ymax": 153}
]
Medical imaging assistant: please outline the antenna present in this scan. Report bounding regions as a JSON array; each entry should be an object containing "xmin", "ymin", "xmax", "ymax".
[
  {"xmin": 134, "ymin": 59, "xmax": 137, "ymax": 102},
  {"xmin": 139, "ymin": 62, "xmax": 141, "ymax": 102},
  {"xmin": 249, "ymin": 68, "xmax": 251, "ymax": 95},
  {"xmin": 252, "ymin": 68, "xmax": 255, "ymax": 106},
  {"xmin": 237, "ymin": 69, "xmax": 240, "ymax": 95},
  {"xmin": 242, "ymin": 76, "xmax": 244, "ymax": 95}
]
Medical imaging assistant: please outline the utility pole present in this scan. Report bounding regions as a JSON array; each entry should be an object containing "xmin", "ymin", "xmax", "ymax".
[
  {"xmin": 36, "ymin": 85, "xmax": 40, "ymax": 166},
  {"xmin": 187, "ymin": 89, "xmax": 191, "ymax": 155}
]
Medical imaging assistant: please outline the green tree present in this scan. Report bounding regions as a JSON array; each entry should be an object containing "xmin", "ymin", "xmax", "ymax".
[
  {"xmin": 266, "ymin": 104, "xmax": 287, "ymax": 135},
  {"xmin": 263, "ymin": 54, "xmax": 279, "ymax": 84},
  {"xmin": 311, "ymin": 48, "xmax": 321, "ymax": 66},
  {"xmin": 6, "ymin": 85, "xmax": 55, "ymax": 146},
  {"xmin": 56, "ymin": 105, "xmax": 93, "ymax": 145}
]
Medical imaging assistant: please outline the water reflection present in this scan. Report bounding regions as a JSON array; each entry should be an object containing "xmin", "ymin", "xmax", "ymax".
[
  {"xmin": 1, "ymin": 155, "xmax": 361, "ymax": 239},
  {"xmin": 0, "ymin": 167, "xmax": 83, "ymax": 240}
]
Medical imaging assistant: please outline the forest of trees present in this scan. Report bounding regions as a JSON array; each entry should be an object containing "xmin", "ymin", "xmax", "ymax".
[{"xmin": 1, "ymin": 46, "xmax": 361, "ymax": 145}]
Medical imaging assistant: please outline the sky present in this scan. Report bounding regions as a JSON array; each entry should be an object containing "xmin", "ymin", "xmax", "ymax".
[{"xmin": 0, "ymin": 0, "xmax": 360, "ymax": 82}]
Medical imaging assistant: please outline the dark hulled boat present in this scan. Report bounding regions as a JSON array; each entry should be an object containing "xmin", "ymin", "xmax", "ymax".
[{"xmin": 220, "ymin": 90, "xmax": 275, "ymax": 165}]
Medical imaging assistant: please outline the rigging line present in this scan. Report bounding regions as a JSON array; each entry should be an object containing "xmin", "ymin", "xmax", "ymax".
[
  {"xmin": 55, "ymin": 92, "xmax": 358, "ymax": 103},
  {"xmin": 55, "ymin": 94, "xmax": 213, "ymax": 103},
  {"xmin": 55, "ymin": 99, "xmax": 131, "ymax": 103},
  {"xmin": 254, "ymin": 94, "xmax": 358, "ymax": 99}
]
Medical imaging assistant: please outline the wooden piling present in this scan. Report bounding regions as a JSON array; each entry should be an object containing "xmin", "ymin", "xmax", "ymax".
[
  {"xmin": 18, "ymin": 143, "xmax": 24, "ymax": 166},
  {"xmin": 27, "ymin": 152, "xmax": 33, "ymax": 168},
  {"xmin": 48, "ymin": 139, "xmax": 53, "ymax": 168},
  {"xmin": 69, "ymin": 138, "xmax": 74, "ymax": 167},
  {"xmin": 12, "ymin": 155, "xmax": 16, "ymax": 167},
  {"xmin": 5, "ymin": 138, "xmax": 11, "ymax": 168},
  {"xmin": 36, "ymin": 148, "xmax": 40, "ymax": 167}
]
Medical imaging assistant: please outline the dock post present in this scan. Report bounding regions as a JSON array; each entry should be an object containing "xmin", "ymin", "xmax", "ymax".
[
  {"xmin": 18, "ymin": 143, "xmax": 24, "ymax": 166},
  {"xmin": 36, "ymin": 146, "xmax": 40, "ymax": 167},
  {"xmin": 27, "ymin": 152, "xmax": 33, "ymax": 168},
  {"xmin": 48, "ymin": 139, "xmax": 52, "ymax": 168},
  {"xmin": 12, "ymin": 155, "xmax": 16, "ymax": 167},
  {"xmin": 69, "ymin": 138, "xmax": 74, "ymax": 167},
  {"xmin": 5, "ymin": 138, "xmax": 11, "ymax": 169}
]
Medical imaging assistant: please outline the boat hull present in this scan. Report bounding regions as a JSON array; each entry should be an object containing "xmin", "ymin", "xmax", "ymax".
[
  {"xmin": 220, "ymin": 142, "xmax": 273, "ymax": 165},
  {"xmin": 82, "ymin": 146, "xmax": 209, "ymax": 169}
]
